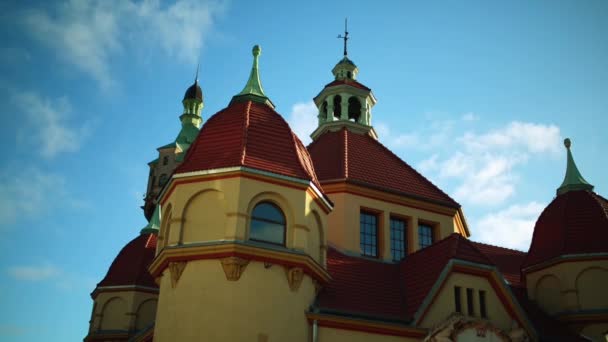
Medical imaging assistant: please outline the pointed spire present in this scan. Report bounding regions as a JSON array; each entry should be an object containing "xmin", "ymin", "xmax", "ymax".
[
  {"xmin": 140, "ymin": 205, "xmax": 161, "ymax": 234},
  {"xmin": 557, "ymin": 138, "xmax": 594, "ymax": 195},
  {"xmin": 195, "ymin": 61, "xmax": 200, "ymax": 84},
  {"xmin": 232, "ymin": 45, "xmax": 274, "ymax": 108}
]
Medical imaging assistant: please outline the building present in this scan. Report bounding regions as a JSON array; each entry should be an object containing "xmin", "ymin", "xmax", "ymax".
[{"xmin": 85, "ymin": 43, "xmax": 608, "ymax": 341}]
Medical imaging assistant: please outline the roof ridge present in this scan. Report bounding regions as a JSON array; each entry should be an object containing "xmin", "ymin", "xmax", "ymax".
[
  {"xmin": 470, "ymin": 240, "xmax": 527, "ymax": 254},
  {"xmin": 240, "ymin": 101, "xmax": 252, "ymax": 165},
  {"xmin": 456, "ymin": 235, "xmax": 495, "ymax": 265},
  {"xmin": 399, "ymin": 233, "xmax": 460, "ymax": 262},
  {"xmin": 363, "ymin": 132, "xmax": 459, "ymax": 207}
]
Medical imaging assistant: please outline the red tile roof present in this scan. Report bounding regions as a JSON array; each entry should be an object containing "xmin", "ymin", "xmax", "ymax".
[
  {"xmin": 400, "ymin": 234, "xmax": 493, "ymax": 318},
  {"xmin": 318, "ymin": 235, "xmax": 513, "ymax": 322},
  {"xmin": 176, "ymin": 101, "xmax": 321, "ymax": 189},
  {"xmin": 471, "ymin": 241, "xmax": 526, "ymax": 286},
  {"xmin": 308, "ymin": 129, "xmax": 459, "ymax": 207},
  {"xmin": 145, "ymin": 233, "xmax": 158, "ymax": 249},
  {"xmin": 323, "ymin": 79, "xmax": 371, "ymax": 91},
  {"xmin": 523, "ymin": 190, "xmax": 608, "ymax": 269},
  {"xmin": 97, "ymin": 234, "xmax": 158, "ymax": 289},
  {"xmin": 317, "ymin": 247, "xmax": 407, "ymax": 321}
]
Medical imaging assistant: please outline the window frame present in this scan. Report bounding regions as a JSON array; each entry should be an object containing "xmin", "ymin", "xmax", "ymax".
[
  {"xmin": 466, "ymin": 288, "xmax": 475, "ymax": 316},
  {"xmin": 249, "ymin": 201, "xmax": 287, "ymax": 246},
  {"xmin": 454, "ymin": 286, "xmax": 462, "ymax": 313},
  {"xmin": 418, "ymin": 221, "xmax": 435, "ymax": 249},
  {"xmin": 479, "ymin": 290, "xmax": 487, "ymax": 318},
  {"xmin": 360, "ymin": 209, "xmax": 381, "ymax": 258},
  {"xmin": 389, "ymin": 215, "xmax": 408, "ymax": 261}
]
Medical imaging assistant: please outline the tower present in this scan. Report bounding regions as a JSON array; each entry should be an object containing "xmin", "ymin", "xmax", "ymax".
[
  {"xmin": 522, "ymin": 139, "xmax": 608, "ymax": 340},
  {"xmin": 149, "ymin": 46, "xmax": 332, "ymax": 341},
  {"xmin": 143, "ymin": 73, "xmax": 204, "ymax": 220},
  {"xmin": 310, "ymin": 23, "xmax": 378, "ymax": 141}
]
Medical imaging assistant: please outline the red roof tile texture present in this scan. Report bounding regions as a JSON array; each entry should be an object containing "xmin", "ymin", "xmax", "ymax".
[
  {"xmin": 318, "ymin": 234, "xmax": 514, "ymax": 321},
  {"xmin": 523, "ymin": 190, "xmax": 608, "ymax": 269},
  {"xmin": 308, "ymin": 129, "xmax": 459, "ymax": 207},
  {"xmin": 97, "ymin": 234, "xmax": 158, "ymax": 289},
  {"xmin": 317, "ymin": 247, "xmax": 407, "ymax": 321},
  {"xmin": 400, "ymin": 234, "xmax": 493, "ymax": 318},
  {"xmin": 323, "ymin": 79, "xmax": 371, "ymax": 91},
  {"xmin": 175, "ymin": 100, "xmax": 321, "ymax": 189},
  {"xmin": 471, "ymin": 241, "xmax": 526, "ymax": 286}
]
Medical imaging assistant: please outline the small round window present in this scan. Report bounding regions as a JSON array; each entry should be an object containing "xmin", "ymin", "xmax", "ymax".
[{"xmin": 249, "ymin": 202, "xmax": 286, "ymax": 245}]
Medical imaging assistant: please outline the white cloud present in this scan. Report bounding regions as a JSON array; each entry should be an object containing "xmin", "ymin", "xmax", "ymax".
[
  {"xmin": 287, "ymin": 101, "xmax": 318, "ymax": 145},
  {"xmin": 471, "ymin": 201, "xmax": 546, "ymax": 250},
  {"xmin": 24, "ymin": 0, "xmax": 225, "ymax": 89},
  {"xmin": 461, "ymin": 112, "xmax": 478, "ymax": 121},
  {"xmin": 0, "ymin": 167, "xmax": 85, "ymax": 226},
  {"xmin": 7, "ymin": 264, "xmax": 59, "ymax": 281},
  {"xmin": 12, "ymin": 91, "xmax": 90, "ymax": 158},
  {"xmin": 6, "ymin": 262, "xmax": 95, "ymax": 291},
  {"xmin": 417, "ymin": 120, "xmax": 561, "ymax": 206}
]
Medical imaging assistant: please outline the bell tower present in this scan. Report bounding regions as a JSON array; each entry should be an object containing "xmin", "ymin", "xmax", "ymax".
[{"xmin": 310, "ymin": 20, "xmax": 378, "ymax": 141}]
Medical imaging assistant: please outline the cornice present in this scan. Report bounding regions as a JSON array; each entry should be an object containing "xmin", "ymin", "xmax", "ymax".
[{"xmin": 149, "ymin": 241, "xmax": 331, "ymax": 285}]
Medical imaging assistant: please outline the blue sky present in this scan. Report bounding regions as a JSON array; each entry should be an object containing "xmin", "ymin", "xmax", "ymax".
[{"xmin": 0, "ymin": 0, "xmax": 606, "ymax": 340}]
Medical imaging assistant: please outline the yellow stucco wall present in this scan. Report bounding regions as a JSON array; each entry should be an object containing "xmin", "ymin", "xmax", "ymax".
[
  {"xmin": 158, "ymin": 175, "xmax": 327, "ymax": 265},
  {"xmin": 525, "ymin": 259, "xmax": 608, "ymax": 313},
  {"xmin": 420, "ymin": 272, "xmax": 514, "ymax": 333},
  {"xmin": 154, "ymin": 259, "xmax": 316, "ymax": 341},
  {"xmin": 90, "ymin": 290, "xmax": 158, "ymax": 333},
  {"xmin": 325, "ymin": 191, "xmax": 460, "ymax": 262},
  {"xmin": 317, "ymin": 326, "xmax": 420, "ymax": 342}
]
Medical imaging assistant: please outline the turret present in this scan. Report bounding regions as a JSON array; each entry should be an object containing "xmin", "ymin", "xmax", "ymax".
[
  {"xmin": 143, "ymin": 72, "xmax": 204, "ymax": 220},
  {"xmin": 149, "ymin": 45, "xmax": 332, "ymax": 342}
]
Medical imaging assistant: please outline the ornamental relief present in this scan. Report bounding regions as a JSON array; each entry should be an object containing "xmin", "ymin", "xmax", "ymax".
[
  {"xmin": 285, "ymin": 267, "xmax": 304, "ymax": 291},
  {"xmin": 169, "ymin": 261, "xmax": 187, "ymax": 288},
  {"xmin": 424, "ymin": 313, "xmax": 529, "ymax": 342},
  {"xmin": 220, "ymin": 256, "xmax": 250, "ymax": 281}
]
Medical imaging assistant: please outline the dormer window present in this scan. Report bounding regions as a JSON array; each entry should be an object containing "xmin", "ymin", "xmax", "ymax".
[{"xmin": 250, "ymin": 202, "xmax": 286, "ymax": 245}]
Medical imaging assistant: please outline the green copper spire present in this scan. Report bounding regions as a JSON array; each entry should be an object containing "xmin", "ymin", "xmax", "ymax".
[
  {"xmin": 557, "ymin": 138, "xmax": 594, "ymax": 195},
  {"xmin": 231, "ymin": 45, "xmax": 274, "ymax": 108},
  {"xmin": 140, "ymin": 205, "xmax": 161, "ymax": 234}
]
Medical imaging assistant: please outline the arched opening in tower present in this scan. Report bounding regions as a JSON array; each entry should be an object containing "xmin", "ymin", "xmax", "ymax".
[
  {"xmin": 348, "ymin": 96, "xmax": 361, "ymax": 122},
  {"xmin": 333, "ymin": 95, "xmax": 342, "ymax": 119},
  {"xmin": 321, "ymin": 101, "xmax": 328, "ymax": 120}
]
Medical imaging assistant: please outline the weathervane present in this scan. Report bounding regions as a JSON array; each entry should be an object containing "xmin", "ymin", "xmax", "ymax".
[{"xmin": 337, "ymin": 18, "xmax": 349, "ymax": 56}]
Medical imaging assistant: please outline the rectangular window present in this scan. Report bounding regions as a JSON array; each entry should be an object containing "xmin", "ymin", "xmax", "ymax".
[
  {"xmin": 454, "ymin": 286, "xmax": 462, "ymax": 313},
  {"xmin": 390, "ymin": 217, "xmax": 407, "ymax": 261},
  {"xmin": 418, "ymin": 223, "xmax": 434, "ymax": 249},
  {"xmin": 360, "ymin": 211, "xmax": 379, "ymax": 257},
  {"xmin": 466, "ymin": 288, "xmax": 475, "ymax": 316},
  {"xmin": 479, "ymin": 290, "xmax": 487, "ymax": 318}
]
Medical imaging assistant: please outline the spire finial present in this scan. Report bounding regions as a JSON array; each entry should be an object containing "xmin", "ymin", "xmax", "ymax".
[
  {"xmin": 337, "ymin": 18, "xmax": 349, "ymax": 56},
  {"xmin": 195, "ymin": 61, "xmax": 199, "ymax": 83},
  {"xmin": 231, "ymin": 45, "xmax": 274, "ymax": 107},
  {"xmin": 557, "ymin": 137, "xmax": 594, "ymax": 195}
]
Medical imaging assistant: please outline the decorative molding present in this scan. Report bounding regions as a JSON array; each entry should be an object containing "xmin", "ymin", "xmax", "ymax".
[
  {"xmin": 226, "ymin": 212, "xmax": 249, "ymax": 219},
  {"xmin": 148, "ymin": 241, "xmax": 332, "ymax": 285},
  {"xmin": 285, "ymin": 267, "xmax": 305, "ymax": 291},
  {"xmin": 306, "ymin": 312, "xmax": 427, "ymax": 338},
  {"xmin": 169, "ymin": 217, "xmax": 185, "ymax": 224},
  {"xmin": 220, "ymin": 257, "xmax": 250, "ymax": 281},
  {"xmin": 294, "ymin": 224, "xmax": 310, "ymax": 232},
  {"xmin": 169, "ymin": 261, "xmax": 187, "ymax": 288}
]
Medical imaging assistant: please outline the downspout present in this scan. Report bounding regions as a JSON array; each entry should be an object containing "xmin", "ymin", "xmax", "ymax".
[{"xmin": 312, "ymin": 319, "xmax": 318, "ymax": 342}]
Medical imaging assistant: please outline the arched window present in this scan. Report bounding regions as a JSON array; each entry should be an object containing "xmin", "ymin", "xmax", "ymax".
[
  {"xmin": 333, "ymin": 95, "xmax": 342, "ymax": 119},
  {"xmin": 250, "ymin": 202, "xmax": 286, "ymax": 245},
  {"xmin": 348, "ymin": 97, "xmax": 361, "ymax": 122},
  {"xmin": 321, "ymin": 101, "xmax": 328, "ymax": 120},
  {"xmin": 162, "ymin": 156, "xmax": 169, "ymax": 165}
]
